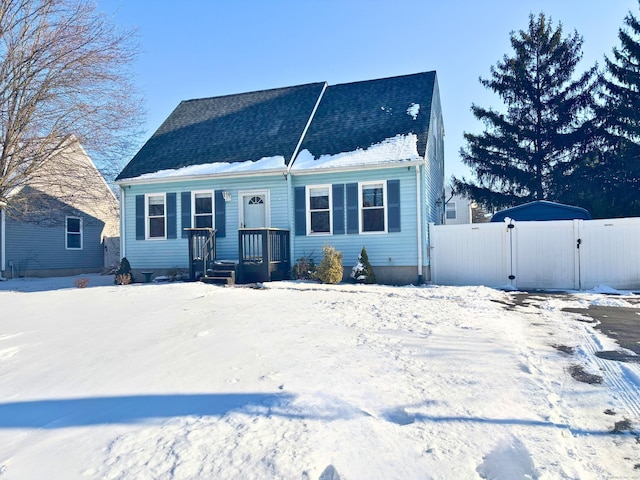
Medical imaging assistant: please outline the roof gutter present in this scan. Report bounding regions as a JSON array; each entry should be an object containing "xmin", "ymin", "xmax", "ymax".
[
  {"xmin": 291, "ymin": 158, "xmax": 424, "ymax": 176},
  {"xmin": 115, "ymin": 167, "xmax": 289, "ymax": 187},
  {"xmin": 287, "ymin": 82, "xmax": 328, "ymax": 174}
]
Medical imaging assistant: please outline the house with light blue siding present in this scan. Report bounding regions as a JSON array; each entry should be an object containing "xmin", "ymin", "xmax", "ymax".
[
  {"xmin": 115, "ymin": 72, "xmax": 444, "ymax": 284},
  {"xmin": 0, "ymin": 140, "xmax": 119, "ymax": 278}
]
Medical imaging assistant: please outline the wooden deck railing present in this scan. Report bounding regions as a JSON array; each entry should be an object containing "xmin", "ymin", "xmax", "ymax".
[
  {"xmin": 185, "ymin": 228, "xmax": 216, "ymax": 281},
  {"xmin": 238, "ymin": 228, "xmax": 290, "ymax": 283}
]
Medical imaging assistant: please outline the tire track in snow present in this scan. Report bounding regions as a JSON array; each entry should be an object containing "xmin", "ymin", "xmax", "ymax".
[{"xmin": 578, "ymin": 326, "xmax": 640, "ymax": 421}]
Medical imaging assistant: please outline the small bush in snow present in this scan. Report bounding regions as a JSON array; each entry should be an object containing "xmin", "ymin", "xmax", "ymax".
[
  {"xmin": 167, "ymin": 267, "xmax": 188, "ymax": 282},
  {"xmin": 74, "ymin": 277, "xmax": 90, "ymax": 288},
  {"xmin": 291, "ymin": 254, "xmax": 317, "ymax": 280},
  {"xmin": 351, "ymin": 246, "xmax": 376, "ymax": 284},
  {"xmin": 316, "ymin": 245, "xmax": 343, "ymax": 284},
  {"xmin": 114, "ymin": 257, "xmax": 134, "ymax": 284},
  {"xmin": 115, "ymin": 273, "xmax": 131, "ymax": 285}
]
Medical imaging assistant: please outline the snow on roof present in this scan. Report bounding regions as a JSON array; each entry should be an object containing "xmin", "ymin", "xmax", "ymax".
[
  {"xmin": 406, "ymin": 103, "xmax": 420, "ymax": 120},
  {"xmin": 291, "ymin": 133, "xmax": 421, "ymax": 172},
  {"xmin": 130, "ymin": 155, "xmax": 287, "ymax": 181}
]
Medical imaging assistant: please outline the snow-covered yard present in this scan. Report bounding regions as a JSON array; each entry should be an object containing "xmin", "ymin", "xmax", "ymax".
[{"xmin": 0, "ymin": 275, "xmax": 639, "ymax": 479}]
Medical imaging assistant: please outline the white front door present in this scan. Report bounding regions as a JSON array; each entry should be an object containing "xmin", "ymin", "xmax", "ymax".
[{"xmin": 241, "ymin": 192, "xmax": 268, "ymax": 228}]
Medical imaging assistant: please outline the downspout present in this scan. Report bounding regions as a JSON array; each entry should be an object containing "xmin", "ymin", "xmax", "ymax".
[
  {"xmin": 120, "ymin": 186, "xmax": 126, "ymax": 260},
  {"xmin": 286, "ymin": 82, "xmax": 328, "ymax": 257},
  {"xmin": 416, "ymin": 164, "xmax": 423, "ymax": 284}
]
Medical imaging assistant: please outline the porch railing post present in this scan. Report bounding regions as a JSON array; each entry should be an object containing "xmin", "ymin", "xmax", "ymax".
[{"xmin": 262, "ymin": 229, "xmax": 269, "ymax": 281}]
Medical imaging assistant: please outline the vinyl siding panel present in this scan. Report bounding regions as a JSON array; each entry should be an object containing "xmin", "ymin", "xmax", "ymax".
[
  {"xmin": 422, "ymin": 78, "xmax": 445, "ymax": 267},
  {"xmin": 4, "ymin": 214, "xmax": 105, "ymax": 274},
  {"xmin": 291, "ymin": 167, "xmax": 418, "ymax": 268},
  {"xmin": 122, "ymin": 174, "xmax": 290, "ymax": 269}
]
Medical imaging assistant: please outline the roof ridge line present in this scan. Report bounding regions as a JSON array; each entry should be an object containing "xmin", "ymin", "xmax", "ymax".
[{"xmin": 180, "ymin": 81, "xmax": 326, "ymax": 104}]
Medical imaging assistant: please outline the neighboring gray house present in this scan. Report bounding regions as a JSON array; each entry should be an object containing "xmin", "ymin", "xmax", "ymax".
[
  {"xmin": 444, "ymin": 187, "xmax": 473, "ymax": 225},
  {"xmin": 0, "ymin": 140, "xmax": 119, "ymax": 278},
  {"xmin": 115, "ymin": 72, "xmax": 445, "ymax": 285}
]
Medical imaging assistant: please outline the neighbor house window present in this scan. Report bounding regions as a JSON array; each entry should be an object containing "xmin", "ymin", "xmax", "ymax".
[
  {"xmin": 446, "ymin": 202, "xmax": 457, "ymax": 220},
  {"xmin": 193, "ymin": 191, "xmax": 213, "ymax": 228},
  {"xmin": 66, "ymin": 216, "xmax": 83, "ymax": 249},
  {"xmin": 307, "ymin": 185, "xmax": 332, "ymax": 234},
  {"xmin": 146, "ymin": 194, "xmax": 166, "ymax": 239},
  {"xmin": 360, "ymin": 181, "xmax": 386, "ymax": 233}
]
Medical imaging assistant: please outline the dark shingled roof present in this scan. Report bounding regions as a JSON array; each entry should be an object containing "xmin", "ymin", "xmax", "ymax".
[
  {"xmin": 116, "ymin": 72, "xmax": 437, "ymax": 181},
  {"xmin": 299, "ymin": 71, "xmax": 436, "ymax": 159},
  {"xmin": 116, "ymin": 82, "xmax": 326, "ymax": 180}
]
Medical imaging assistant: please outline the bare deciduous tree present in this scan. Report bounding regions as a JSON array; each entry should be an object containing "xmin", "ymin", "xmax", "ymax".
[{"xmin": 0, "ymin": 0, "xmax": 141, "ymax": 217}]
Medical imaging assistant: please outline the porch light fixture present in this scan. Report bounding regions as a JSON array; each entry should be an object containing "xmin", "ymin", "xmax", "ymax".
[{"xmin": 222, "ymin": 191, "xmax": 231, "ymax": 202}]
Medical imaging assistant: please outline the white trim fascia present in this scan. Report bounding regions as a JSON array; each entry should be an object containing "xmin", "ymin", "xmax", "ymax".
[
  {"xmin": 287, "ymin": 82, "xmax": 328, "ymax": 173},
  {"xmin": 291, "ymin": 159, "xmax": 423, "ymax": 176},
  {"xmin": 1, "ymin": 208, "xmax": 5, "ymax": 272},
  {"xmin": 115, "ymin": 167, "xmax": 289, "ymax": 187}
]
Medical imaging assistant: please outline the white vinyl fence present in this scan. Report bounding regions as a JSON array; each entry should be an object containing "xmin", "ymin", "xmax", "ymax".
[{"xmin": 429, "ymin": 217, "xmax": 640, "ymax": 290}]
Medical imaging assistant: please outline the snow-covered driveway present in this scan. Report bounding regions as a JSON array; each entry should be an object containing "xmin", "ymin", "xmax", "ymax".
[{"xmin": 0, "ymin": 276, "xmax": 638, "ymax": 479}]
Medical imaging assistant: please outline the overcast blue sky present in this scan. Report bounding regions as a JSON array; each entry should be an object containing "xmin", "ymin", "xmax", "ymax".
[{"xmin": 98, "ymin": 0, "xmax": 639, "ymax": 182}]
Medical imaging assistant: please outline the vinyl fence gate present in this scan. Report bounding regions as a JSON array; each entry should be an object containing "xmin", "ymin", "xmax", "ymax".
[{"xmin": 429, "ymin": 218, "xmax": 640, "ymax": 291}]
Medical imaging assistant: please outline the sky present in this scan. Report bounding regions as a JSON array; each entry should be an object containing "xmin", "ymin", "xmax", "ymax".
[{"xmin": 97, "ymin": 0, "xmax": 640, "ymax": 183}]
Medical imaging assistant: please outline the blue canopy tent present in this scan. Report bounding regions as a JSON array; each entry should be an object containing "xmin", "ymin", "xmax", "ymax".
[{"xmin": 491, "ymin": 200, "xmax": 592, "ymax": 222}]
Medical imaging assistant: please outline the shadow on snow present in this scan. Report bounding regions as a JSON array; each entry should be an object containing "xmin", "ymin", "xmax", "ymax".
[
  {"xmin": 0, "ymin": 394, "xmax": 628, "ymax": 437},
  {"xmin": 0, "ymin": 393, "xmax": 298, "ymax": 428}
]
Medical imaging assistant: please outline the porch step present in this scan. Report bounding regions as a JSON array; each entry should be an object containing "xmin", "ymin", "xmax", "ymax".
[{"xmin": 201, "ymin": 263, "xmax": 237, "ymax": 286}]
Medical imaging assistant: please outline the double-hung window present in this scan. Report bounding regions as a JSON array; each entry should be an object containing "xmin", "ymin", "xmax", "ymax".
[
  {"xmin": 446, "ymin": 202, "xmax": 457, "ymax": 220},
  {"xmin": 307, "ymin": 185, "xmax": 331, "ymax": 234},
  {"xmin": 66, "ymin": 216, "xmax": 83, "ymax": 249},
  {"xmin": 146, "ymin": 194, "xmax": 166, "ymax": 239},
  {"xmin": 360, "ymin": 181, "xmax": 386, "ymax": 233},
  {"xmin": 193, "ymin": 191, "xmax": 214, "ymax": 228}
]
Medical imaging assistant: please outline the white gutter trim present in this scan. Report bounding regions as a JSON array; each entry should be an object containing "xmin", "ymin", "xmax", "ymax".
[
  {"xmin": 116, "ymin": 167, "xmax": 289, "ymax": 187},
  {"xmin": 119, "ymin": 186, "xmax": 126, "ymax": 260},
  {"xmin": 291, "ymin": 159, "xmax": 423, "ymax": 176},
  {"xmin": 1, "ymin": 208, "xmax": 5, "ymax": 272},
  {"xmin": 287, "ymin": 82, "xmax": 328, "ymax": 173},
  {"xmin": 416, "ymin": 164, "xmax": 423, "ymax": 283}
]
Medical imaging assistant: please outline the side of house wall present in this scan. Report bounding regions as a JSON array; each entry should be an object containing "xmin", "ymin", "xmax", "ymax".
[
  {"xmin": 121, "ymin": 174, "xmax": 290, "ymax": 271},
  {"xmin": 2, "ymin": 213, "xmax": 105, "ymax": 277},
  {"xmin": 423, "ymin": 75, "xmax": 445, "ymax": 227},
  {"xmin": 291, "ymin": 166, "xmax": 419, "ymax": 284}
]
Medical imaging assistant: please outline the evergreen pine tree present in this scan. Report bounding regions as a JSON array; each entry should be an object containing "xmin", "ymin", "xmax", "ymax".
[
  {"xmin": 592, "ymin": 4, "xmax": 640, "ymax": 217},
  {"xmin": 351, "ymin": 246, "xmax": 376, "ymax": 284},
  {"xmin": 454, "ymin": 13, "xmax": 598, "ymax": 211}
]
